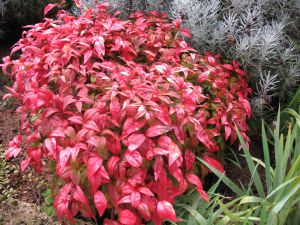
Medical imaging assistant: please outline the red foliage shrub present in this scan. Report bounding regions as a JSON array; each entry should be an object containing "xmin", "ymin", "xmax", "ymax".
[{"xmin": 1, "ymin": 3, "xmax": 251, "ymax": 224}]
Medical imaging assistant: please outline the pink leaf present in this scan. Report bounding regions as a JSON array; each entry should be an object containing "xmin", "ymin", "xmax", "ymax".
[
  {"xmin": 184, "ymin": 149, "xmax": 195, "ymax": 171},
  {"xmin": 68, "ymin": 116, "xmax": 83, "ymax": 124},
  {"xmin": 186, "ymin": 174, "xmax": 209, "ymax": 202},
  {"xmin": 5, "ymin": 146, "xmax": 22, "ymax": 159},
  {"xmin": 157, "ymin": 136, "xmax": 172, "ymax": 150},
  {"xmin": 124, "ymin": 150, "xmax": 142, "ymax": 168},
  {"xmin": 5, "ymin": 135, "xmax": 22, "ymax": 159},
  {"xmin": 157, "ymin": 201, "xmax": 179, "ymax": 221},
  {"xmin": 137, "ymin": 202, "xmax": 151, "ymax": 221},
  {"xmin": 128, "ymin": 133, "xmax": 146, "ymax": 151},
  {"xmin": 87, "ymin": 154, "xmax": 103, "ymax": 176},
  {"xmin": 119, "ymin": 209, "xmax": 137, "ymax": 225},
  {"xmin": 104, "ymin": 219, "xmax": 120, "ymax": 225},
  {"xmin": 73, "ymin": 185, "xmax": 89, "ymax": 206},
  {"xmin": 94, "ymin": 191, "xmax": 107, "ymax": 216},
  {"xmin": 44, "ymin": 138, "xmax": 57, "ymax": 158},
  {"xmin": 84, "ymin": 50, "xmax": 93, "ymax": 64},
  {"xmin": 137, "ymin": 187, "xmax": 154, "ymax": 196},
  {"xmin": 146, "ymin": 125, "xmax": 172, "ymax": 137},
  {"xmin": 44, "ymin": 4, "xmax": 57, "ymax": 16},
  {"xmin": 225, "ymin": 125, "xmax": 231, "ymax": 141},
  {"xmin": 107, "ymin": 156, "xmax": 120, "ymax": 176},
  {"xmin": 54, "ymin": 183, "xmax": 73, "ymax": 221},
  {"xmin": 59, "ymin": 147, "xmax": 72, "ymax": 171},
  {"xmin": 122, "ymin": 118, "xmax": 146, "ymax": 139},
  {"xmin": 94, "ymin": 36, "xmax": 105, "ymax": 59},
  {"xmin": 168, "ymin": 143, "xmax": 181, "ymax": 166},
  {"xmin": 203, "ymin": 155, "xmax": 225, "ymax": 173},
  {"xmin": 74, "ymin": 0, "xmax": 82, "ymax": 8},
  {"xmin": 87, "ymin": 154, "xmax": 103, "ymax": 193},
  {"xmin": 20, "ymin": 157, "xmax": 31, "ymax": 171},
  {"xmin": 131, "ymin": 191, "xmax": 141, "ymax": 208},
  {"xmin": 84, "ymin": 120, "xmax": 100, "ymax": 132},
  {"xmin": 180, "ymin": 28, "xmax": 192, "ymax": 38},
  {"xmin": 154, "ymin": 156, "xmax": 164, "ymax": 181}
]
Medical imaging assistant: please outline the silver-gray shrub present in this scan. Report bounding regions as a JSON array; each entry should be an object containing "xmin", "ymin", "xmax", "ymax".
[{"xmin": 72, "ymin": 0, "xmax": 300, "ymax": 117}]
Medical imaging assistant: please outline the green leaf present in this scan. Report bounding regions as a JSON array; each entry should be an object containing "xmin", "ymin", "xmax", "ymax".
[
  {"xmin": 267, "ymin": 177, "xmax": 297, "ymax": 199},
  {"xmin": 178, "ymin": 204, "xmax": 207, "ymax": 225},
  {"xmin": 286, "ymin": 156, "xmax": 300, "ymax": 180},
  {"xmin": 197, "ymin": 157, "xmax": 244, "ymax": 196},
  {"xmin": 238, "ymin": 196, "xmax": 264, "ymax": 205},
  {"xmin": 217, "ymin": 199, "xmax": 243, "ymax": 222},
  {"xmin": 274, "ymin": 133, "xmax": 284, "ymax": 186},
  {"xmin": 235, "ymin": 126, "xmax": 265, "ymax": 197},
  {"xmin": 272, "ymin": 180, "xmax": 300, "ymax": 214},
  {"xmin": 262, "ymin": 120, "xmax": 272, "ymax": 192}
]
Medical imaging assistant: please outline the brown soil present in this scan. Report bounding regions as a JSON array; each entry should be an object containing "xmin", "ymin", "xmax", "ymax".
[
  {"xmin": 0, "ymin": 92, "xmax": 43, "ymax": 204},
  {"xmin": 0, "ymin": 198, "xmax": 93, "ymax": 225}
]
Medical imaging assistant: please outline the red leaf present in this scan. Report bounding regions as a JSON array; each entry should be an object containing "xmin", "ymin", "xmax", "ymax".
[
  {"xmin": 44, "ymin": 138, "xmax": 57, "ymax": 158},
  {"xmin": 223, "ymin": 64, "xmax": 233, "ymax": 70},
  {"xmin": 76, "ymin": 102, "xmax": 82, "ymax": 113},
  {"xmin": 186, "ymin": 174, "xmax": 201, "ymax": 186},
  {"xmin": 180, "ymin": 28, "xmax": 192, "ymax": 38},
  {"xmin": 203, "ymin": 155, "xmax": 225, "ymax": 173},
  {"xmin": 172, "ymin": 18, "xmax": 182, "ymax": 28},
  {"xmin": 51, "ymin": 128, "xmax": 65, "ymax": 138},
  {"xmin": 84, "ymin": 120, "xmax": 100, "ymax": 132},
  {"xmin": 146, "ymin": 125, "xmax": 172, "ymax": 137},
  {"xmin": 124, "ymin": 150, "xmax": 142, "ymax": 168},
  {"xmin": 44, "ymin": 4, "xmax": 57, "ymax": 16},
  {"xmin": 54, "ymin": 183, "xmax": 73, "ymax": 221},
  {"xmin": 104, "ymin": 219, "xmax": 120, "ymax": 225},
  {"xmin": 154, "ymin": 156, "xmax": 164, "ymax": 181},
  {"xmin": 207, "ymin": 56, "xmax": 216, "ymax": 66},
  {"xmin": 168, "ymin": 143, "xmax": 181, "ymax": 166},
  {"xmin": 119, "ymin": 209, "xmax": 137, "ymax": 225},
  {"xmin": 118, "ymin": 195, "xmax": 131, "ymax": 204},
  {"xmin": 59, "ymin": 147, "xmax": 72, "ymax": 171},
  {"xmin": 94, "ymin": 36, "xmax": 105, "ymax": 59},
  {"xmin": 5, "ymin": 135, "xmax": 22, "ymax": 159},
  {"xmin": 94, "ymin": 191, "xmax": 107, "ymax": 216},
  {"xmin": 157, "ymin": 200, "xmax": 179, "ymax": 221},
  {"xmin": 84, "ymin": 108, "xmax": 98, "ymax": 121},
  {"xmin": 128, "ymin": 133, "xmax": 146, "ymax": 151},
  {"xmin": 138, "ymin": 202, "xmax": 151, "ymax": 221},
  {"xmin": 131, "ymin": 191, "xmax": 141, "ymax": 208},
  {"xmin": 84, "ymin": 50, "xmax": 93, "ymax": 64},
  {"xmin": 87, "ymin": 154, "xmax": 103, "ymax": 176},
  {"xmin": 87, "ymin": 154, "xmax": 103, "ymax": 193},
  {"xmin": 186, "ymin": 174, "xmax": 209, "ymax": 202},
  {"xmin": 224, "ymin": 125, "xmax": 231, "ymax": 140},
  {"xmin": 5, "ymin": 145, "xmax": 22, "ymax": 159},
  {"xmin": 73, "ymin": 185, "xmax": 89, "ymax": 206},
  {"xmin": 107, "ymin": 156, "xmax": 120, "ymax": 176},
  {"xmin": 184, "ymin": 149, "xmax": 195, "ymax": 171},
  {"xmin": 20, "ymin": 157, "xmax": 31, "ymax": 171},
  {"xmin": 122, "ymin": 118, "xmax": 146, "ymax": 139},
  {"xmin": 68, "ymin": 116, "xmax": 83, "ymax": 124},
  {"xmin": 235, "ymin": 68, "xmax": 245, "ymax": 75},
  {"xmin": 74, "ymin": 0, "xmax": 83, "ymax": 8},
  {"xmin": 137, "ymin": 187, "xmax": 154, "ymax": 196},
  {"xmin": 157, "ymin": 136, "xmax": 172, "ymax": 150}
]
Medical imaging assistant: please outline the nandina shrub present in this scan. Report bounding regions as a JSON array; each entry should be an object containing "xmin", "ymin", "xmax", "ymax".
[{"xmin": 1, "ymin": 3, "xmax": 251, "ymax": 225}]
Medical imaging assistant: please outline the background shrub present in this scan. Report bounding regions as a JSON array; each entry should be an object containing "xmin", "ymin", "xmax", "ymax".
[
  {"xmin": 2, "ymin": 3, "xmax": 251, "ymax": 224},
  {"xmin": 0, "ymin": 0, "xmax": 73, "ymax": 42}
]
